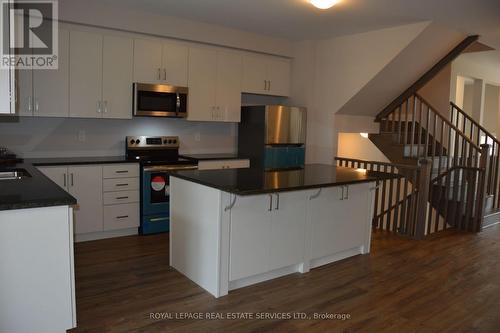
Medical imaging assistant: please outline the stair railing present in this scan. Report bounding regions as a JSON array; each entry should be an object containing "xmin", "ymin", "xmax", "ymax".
[
  {"xmin": 335, "ymin": 157, "xmax": 427, "ymax": 238},
  {"xmin": 450, "ymin": 102, "xmax": 500, "ymax": 210}
]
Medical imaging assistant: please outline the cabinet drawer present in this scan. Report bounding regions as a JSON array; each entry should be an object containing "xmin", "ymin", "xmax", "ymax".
[
  {"xmin": 103, "ymin": 178, "xmax": 139, "ymax": 192},
  {"xmin": 103, "ymin": 190, "xmax": 139, "ymax": 205},
  {"xmin": 104, "ymin": 203, "xmax": 140, "ymax": 230},
  {"xmin": 198, "ymin": 159, "xmax": 250, "ymax": 171},
  {"xmin": 103, "ymin": 164, "xmax": 139, "ymax": 179}
]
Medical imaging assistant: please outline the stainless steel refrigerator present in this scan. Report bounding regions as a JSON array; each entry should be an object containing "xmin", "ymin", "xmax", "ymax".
[{"xmin": 238, "ymin": 105, "xmax": 307, "ymax": 169}]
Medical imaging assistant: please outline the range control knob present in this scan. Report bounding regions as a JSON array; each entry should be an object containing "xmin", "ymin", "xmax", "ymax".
[
  {"xmin": 135, "ymin": 139, "xmax": 141, "ymax": 144},
  {"xmin": 163, "ymin": 140, "xmax": 168, "ymax": 144},
  {"xmin": 172, "ymin": 139, "xmax": 177, "ymax": 144},
  {"xmin": 129, "ymin": 139, "xmax": 135, "ymax": 145}
]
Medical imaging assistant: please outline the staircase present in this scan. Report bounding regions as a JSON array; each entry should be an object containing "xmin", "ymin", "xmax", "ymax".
[
  {"xmin": 369, "ymin": 93, "xmax": 492, "ymax": 236},
  {"xmin": 334, "ymin": 35, "xmax": 499, "ymax": 238}
]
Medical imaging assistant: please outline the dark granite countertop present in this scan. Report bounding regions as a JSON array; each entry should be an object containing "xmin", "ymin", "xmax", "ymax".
[
  {"xmin": 27, "ymin": 156, "xmax": 137, "ymax": 166},
  {"xmin": 0, "ymin": 163, "xmax": 77, "ymax": 211},
  {"xmin": 180, "ymin": 153, "xmax": 248, "ymax": 162},
  {"xmin": 171, "ymin": 164, "xmax": 399, "ymax": 196}
]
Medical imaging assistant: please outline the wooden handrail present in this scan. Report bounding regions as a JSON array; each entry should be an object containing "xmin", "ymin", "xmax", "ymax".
[
  {"xmin": 376, "ymin": 35, "xmax": 479, "ymax": 122},
  {"xmin": 431, "ymin": 165, "xmax": 484, "ymax": 183},
  {"xmin": 414, "ymin": 93, "xmax": 481, "ymax": 151},
  {"xmin": 450, "ymin": 101, "xmax": 500, "ymax": 147}
]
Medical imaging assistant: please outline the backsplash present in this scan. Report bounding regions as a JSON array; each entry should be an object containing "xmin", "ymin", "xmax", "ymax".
[
  {"xmin": 0, "ymin": 94, "xmax": 287, "ymax": 158},
  {"xmin": 0, "ymin": 116, "xmax": 237, "ymax": 158}
]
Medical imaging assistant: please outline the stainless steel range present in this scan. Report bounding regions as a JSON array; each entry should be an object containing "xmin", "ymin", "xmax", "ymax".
[{"xmin": 126, "ymin": 136, "xmax": 197, "ymax": 234}]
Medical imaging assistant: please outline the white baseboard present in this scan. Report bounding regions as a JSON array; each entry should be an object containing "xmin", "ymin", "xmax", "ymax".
[
  {"xmin": 75, "ymin": 228, "xmax": 138, "ymax": 242},
  {"xmin": 310, "ymin": 246, "xmax": 363, "ymax": 269},
  {"xmin": 229, "ymin": 264, "xmax": 303, "ymax": 291}
]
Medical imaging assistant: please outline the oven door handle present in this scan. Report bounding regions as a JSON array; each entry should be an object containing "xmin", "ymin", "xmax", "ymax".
[{"xmin": 143, "ymin": 165, "xmax": 198, "ymax": 172}]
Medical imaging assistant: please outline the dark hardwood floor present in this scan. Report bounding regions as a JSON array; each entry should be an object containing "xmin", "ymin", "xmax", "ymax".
[{"xmin": 70, "ymin": 225, "xmax": 500, "ymax": 333}]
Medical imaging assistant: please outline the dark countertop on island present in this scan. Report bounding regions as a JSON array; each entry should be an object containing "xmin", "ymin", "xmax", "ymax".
[
  {"xmin": 171, "ymin": 164, "xmax": 399, "ymax": 196},
  {"xmin": 180, "ymin": 153, "xmax": 248, "ymax": 162},
  {"xmin": 0, "ymin": 163, "xmax": 77, "ymax": 211},
  {"xmin": 27, "ymin": 156, "xmax": 136, "ymax": 166}
]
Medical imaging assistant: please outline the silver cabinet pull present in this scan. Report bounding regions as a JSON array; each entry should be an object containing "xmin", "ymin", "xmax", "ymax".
[
  {"xmin": 274, "ymin": 193, "xmax": 280, "ymax": 210},
  {"xmin": 264, "ymin": 80, "xmax": 267, "ymax": 90},
  {"xmin": 309, "ymin": 188, "xmax": 322, "ymax": 200},
  {"xmin": 163, "ymin": 68, "xmax": 167, "ymax": 81},
  {"xmin": 268, "ymin": 80, "xmax": 271, "ymax": 91},
  {"xmin": 35, "ymin": 98, "xmax": 39, "ymax": 112},
  {"xmin": 268, "ymin": 194, "xmax": 273, "ymax": 211},
  {"xmin": 344, "ymin": 185, "xmax": 349, "ymax": 200},
  {"xmin": 97, "ymin": 101, "xmax": 102, "ymax": 113},
  {"xmin": 28, "ymin": 96, "xmax": 32, "ymax": 112},
  {"xmin": 340, "ymin": 186, "xmax": 344, "ymax": 200},
  {"xmin": 116, "ymin": 215, "xmax": 129, "ymax": 219},
  {"xmin": 116, "ymin": 183, "xmax": 129, "ymax": 187},
  {"xmin": 224, "ymin": 195, "xmax": 237, "ymax": 212},
  {"xmin": 116, "ymin": 196, "xmax": 129, "ymax": 200},
  {"xmin": 115, "ymin": 170, "xmax": 128, "ymax": 174},
  {"xmin": 63, "ymin": 173, "xmax": 66, "ymax": 187},
  {"xmin": 157, "ymin": 68, "xmax": 161, "ymax": 80},
  {"xmin": 70, "ymin": 173, "xmax": 74, "ymax": 187},
  {"xmin": 103, "ymin": 100, "xmax": 108, "ymax": 113}
]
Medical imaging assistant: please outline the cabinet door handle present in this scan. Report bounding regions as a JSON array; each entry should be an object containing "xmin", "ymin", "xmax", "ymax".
[
  {"xmin": 163, "ymin": 68, "xmax": 167, "ymax": 81},
  {"xmin": 268, "ymin": 80, "xmax": 271, "ymax": 91},
  {"xmin": 157, "ymin": 68, "xmax": 161, "ymax": 80},
  {"xmin": 344, "ymin": 185, "xmax": 349, "ymax": 200},
  {"xmin": 340, "ymin": 186, "xmax": 344, "ymax": 200},
  {"xmin": 28, "ymin": 96, "xmax": 32, "ymax": 112},
  {"xmin": 116, "ymin": 196, "xmax": 129, "ymax": 200},
  {"xmin": 70, "ymin": 173, "xmax": 74, "ymax": 187},
  {"xmin": 264, "ymin": 80, "xmax": 267, "ymax": 91},
  {"xmin": 268, "ymin": 194, "xmax": 273, "ymax": 211},
  {"xmin": 35, "ymin": 99, "xmax": 39, "ymax": 112},
  {"xmin": 274, "ymin": 193, "xmax": 280, "ymax": 210},
  {"xmin": 103, "ymin": 100, "xmax": 108, "ymax": 114},
  {"xmin": 115, "ymin": 170, "xmax": 128, "ymax": 174},
  {"xmin": 116, "ymin": 215, "xmax": 129, "ymax": 219},
  {"xmin": 116, "ymin": 183, "xmax": 129, "ymax": 187},
  {"xmin": 97, "ymin": 101, "xmax": 102, "ymax": 113},
  {"xmin": 63, "ymin": 173, "xmax": 66, "ymax": 187}
]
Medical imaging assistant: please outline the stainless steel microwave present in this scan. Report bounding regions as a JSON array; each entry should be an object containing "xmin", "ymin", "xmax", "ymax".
[{"xmin": 133, "ymin": 83, "xmax": 188, "ymax": 118}]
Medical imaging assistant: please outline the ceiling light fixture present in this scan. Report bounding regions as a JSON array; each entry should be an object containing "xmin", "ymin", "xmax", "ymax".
[
  {"xmin": 309, "ymin": 0, "xmax": 341, "ymax": 10},
  {"xmin": 360, "ymin": 133, "xmax": 369, "ymax": 139}
]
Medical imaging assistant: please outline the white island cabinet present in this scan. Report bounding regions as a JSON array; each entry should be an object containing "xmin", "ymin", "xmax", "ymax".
[
  {"xmin": 0, "ymin": 206, "xmax": 76, "ymax": 333},
  {"xmin": 170, "ymin": 176, "xmax": 375, "ymax": 298}
]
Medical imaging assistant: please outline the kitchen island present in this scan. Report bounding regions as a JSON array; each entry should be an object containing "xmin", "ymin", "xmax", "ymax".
[{"xmin": 169, "ymin": 164, "xmax": 395, "ymax": 298}]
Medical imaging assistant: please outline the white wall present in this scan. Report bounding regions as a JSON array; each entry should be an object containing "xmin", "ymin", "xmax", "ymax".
[
  {"xmin": 484, "ymin": 84, "xmax": 500, "ymax": 136},
  {"xmin": 58, "ymin": 0, "xmax": 292, "ymax": 57},
  {"xmin": 337, "ymin": 133, "xmax": 389, "ymax": 163},
  {"xmin": 290, "ymin": 22, "xmax": 437, "ymax": 165}
]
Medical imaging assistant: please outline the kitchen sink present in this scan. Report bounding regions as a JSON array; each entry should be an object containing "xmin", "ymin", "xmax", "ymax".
[{"xmin": 0, "ymin": 169, "xmax": 32, "ymax": 180}]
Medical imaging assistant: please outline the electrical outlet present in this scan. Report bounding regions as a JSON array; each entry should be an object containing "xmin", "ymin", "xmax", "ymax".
[
  {"xmin": 195, "ymin": 132, "xmax": 201, "ymax": 142},
  {"xmin": 78, "ymin": 130, "xmax": 86, "ymax": 142}
]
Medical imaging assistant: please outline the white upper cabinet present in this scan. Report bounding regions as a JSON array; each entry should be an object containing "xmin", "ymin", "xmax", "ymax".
[
  {"xmin": 33, "ymin": 28, "xmax": 70, "ymax": 117},
  {"xmin": 242, "ymin": 54, "xmax": 290, "ymax": 97},
  {"xmin": 69, "ymin": 30, "xmax": 103, "ymax": 118},
  {"xmin": 133, "ymin": 39, "xmax": 163, "ymax": 84},
  {"xmin": 133, "ymin": 39, "xmax": 188, "ymax": 86},
  {"xmin": 188, "ymin": 47, "xmax": 242, "ymax": 122},
  {"xmin": 162, "ymin": 42, "xmax": 189, "ymax": 86},
  {"xmin": 0, "ymin": 3, "xmax": 13, "ymax": 115},
  {"xmin": 216, "ymin": 51, "xmax": 242, "ymax": 123},
  {"xmin": 102, "ymin": 35, "xmax": 134, "ymax": 119},
  {"xmin": 267, "ymin": 57, "xmax": 291, "ymax": 97},
  {"xmin": 187, "ymin": 47, "xmax": 217, "ymax": 122}
]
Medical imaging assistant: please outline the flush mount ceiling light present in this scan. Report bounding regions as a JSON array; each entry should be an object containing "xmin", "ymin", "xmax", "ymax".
[{"xmin": 309, "ymin": 0, "xmax": 341, "ymax": 10}]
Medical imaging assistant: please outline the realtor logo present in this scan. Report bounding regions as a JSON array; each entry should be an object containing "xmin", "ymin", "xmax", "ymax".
[{"xmin": 1, "ymin": 0, "xmax": 58, "ymax": 69}]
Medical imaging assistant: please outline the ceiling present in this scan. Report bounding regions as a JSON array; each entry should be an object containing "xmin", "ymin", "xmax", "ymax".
[{"xmin": 100, "ymin": 0, "xmax": 500, "ymax": 45}]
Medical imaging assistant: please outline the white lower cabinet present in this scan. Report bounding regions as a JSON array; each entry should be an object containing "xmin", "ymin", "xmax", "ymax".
[
  {"xmin": 307, "ymin": 184, "xmax": 371, "ymax": 262},
  {"xmin": 229, "ymin": 191, "xmax": 308, "ymax": 281},
  {"xmin": 68, "ymin": 165, "xmax": 104, "ymax": 234},
  {"xmin": 38, "ymin": 163, "xmax": 140, "ymax": 241},
  {"xmin": 229, "ymin": 183, "xmax": 373, "ymax": 283}
]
